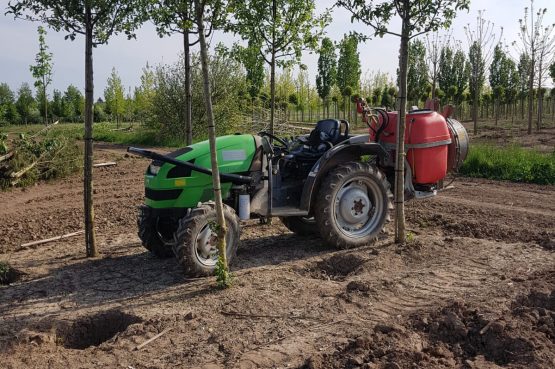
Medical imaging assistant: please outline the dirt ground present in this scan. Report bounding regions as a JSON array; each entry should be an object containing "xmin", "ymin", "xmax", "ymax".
[{"xmin": 0, "ymin": 143, "xmax": 554, "ymax": 369}]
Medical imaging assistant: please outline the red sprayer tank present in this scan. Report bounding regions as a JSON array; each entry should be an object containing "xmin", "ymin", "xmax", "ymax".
[{"xmin": 373, "ymin": 110, "xmax": 451, "ymax": 184}]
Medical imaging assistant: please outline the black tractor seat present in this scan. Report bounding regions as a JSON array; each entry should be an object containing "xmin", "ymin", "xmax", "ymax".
[{"xmin": 290, "ymin": 119, "xmax": 350, "ymax": 160}]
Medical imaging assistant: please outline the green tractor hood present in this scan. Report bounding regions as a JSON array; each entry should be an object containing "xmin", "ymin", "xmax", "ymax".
[{"xmin": 133, "ymin": 134, "xmax": 258, "ymax": 209}]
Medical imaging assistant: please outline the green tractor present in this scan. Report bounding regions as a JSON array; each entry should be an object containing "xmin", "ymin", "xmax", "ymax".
[{"xmin": 129, "ymin": 106, "xmax": 468, "ymax": 276}]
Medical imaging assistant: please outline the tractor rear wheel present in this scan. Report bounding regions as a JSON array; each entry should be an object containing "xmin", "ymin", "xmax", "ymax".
[
  {"xmin": 137, "ymin": 206, "xmax": 174, "ymax": 258},
  {"xmin": 280, "ymin": 216, "xmax": 318, "ymax": 236},
  {"xmin": 314, "ymin": 162, "xmax": 392, "ymax": 249},
  {"xmin": 173, "ymin": 203, "xmax": 240, "ymax": 277}
]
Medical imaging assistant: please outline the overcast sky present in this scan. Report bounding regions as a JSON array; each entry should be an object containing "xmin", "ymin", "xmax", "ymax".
[{"xmin": 0, "ymin": 0, "xmax": 553, "ymax": 98}]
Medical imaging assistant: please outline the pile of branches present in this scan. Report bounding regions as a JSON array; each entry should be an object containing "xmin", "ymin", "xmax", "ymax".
[
  {"xmin": 0, "ymin": 127, "xmax": 82, "ymax": 189},
  {"xmin": 237, "ymin": 107, "xmax": 307, "ymax": 137}
]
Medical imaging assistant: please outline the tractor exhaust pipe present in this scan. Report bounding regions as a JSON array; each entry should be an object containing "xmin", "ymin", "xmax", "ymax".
[{"xmin": 127, "ymin": 147, "xmax": 252, "ymax": 185}]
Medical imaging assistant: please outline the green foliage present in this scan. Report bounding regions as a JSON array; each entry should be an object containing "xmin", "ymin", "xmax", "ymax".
[
  {"xmin": 215, "ymin": 255, "xmax": 232, "ymax": 288},
  {"xmin": 336, "ymin": 0, "xmax": 470, "ymax": 39},
  {"xmin": 460, "ymin": 144, "xmax": 555, "ymax": 185},
  {"xmin": 149, "ymin": 51, "xmax": 246, "ymax": 141},
  {"xmin": 232, "ymin": 39, "xmax": 266, "ymax": 100},
  {"xmin": 0, "ymin": 83, "xmax": 18, "ymax": 126},
  {"xmin": 337, "ymin": 34, "xmax": 361, "ymax": 92},
  {"xmin": 134, "ymin": 64, "xmax": 156, "ymax": 123},
  {"xmin": 104, "ymin": 68, "xmax": 125, "ymax": 124},
  {"xmin": 29, "ymin": 25, "xmax": 53, "ymax": 123},
  {"xmin": 231, "ymin": 0, "xmax": 327, "ymax": 69},
  {"xmin": 438, "ymin": 46, "xmax": 468, "ymax": 104},
  {"xmin": 7, "ymin": 1, "xmax": 150, "ymax": 46},
  {"xmin": 490, "ymin": 44, "xmax": 518, "ymax": 103},
  {"xmin": 406, "ymin": 39, "xmax": 428, "ymax": 103},
  {"xmin": 15, "ymin": 83, "xmax": 37, "ymax": 124},
  {"xmin": 316, "ymin": 37, "xmax": 337, "ymax": 102},
  {"xmin": 63, "ymin": 85, "xmax": 84, "ymax": 122},
  {"xmin": 0, "ymin": 131, "xmax": 82, "ymax": 189},
  {"xmin": 468, "ymin": 41, "xmax": 485, "ymax": 101}
]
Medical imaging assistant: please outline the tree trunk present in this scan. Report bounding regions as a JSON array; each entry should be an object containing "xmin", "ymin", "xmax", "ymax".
[
  {"xmin": 195, "ymin": 0, "xmax": 229, "ymax": 276},
  {"xmin": 394, "ymin": 4, "xmax": 410, "ymax": 244},
  {"xmin": 184, "ymin": 28, "xmax": 193, "ymax": 145},
  {"xmin": 269, "ymin": 0, "xmax": 277, "ymax": 136},
  {"xmin": 43, "ymin": 77, "xmax": 48, "ymax": 125},
  {"xmin": 472, "ymin": 90, "xmax": 478, "ymax": 135},
  {"xmin": 527, "ymin": 56, "xmax": 535, "ymax": 134},
  {"xmin": 84, "ymin": 7, "xmax": 97, "ymax": 257},
  {"xmin": 495, "ymin": 99, "xmax": 498, "ymax": 126}
]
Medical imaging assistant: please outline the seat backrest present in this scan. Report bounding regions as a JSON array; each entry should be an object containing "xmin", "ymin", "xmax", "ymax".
[{"xmin": 308, "ymin": 119, "xmax": 341, "ymax": 146}]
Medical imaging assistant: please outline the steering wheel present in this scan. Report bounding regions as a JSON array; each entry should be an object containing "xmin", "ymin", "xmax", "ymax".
[{"xmin": 258, "ymin": 131, "xmax": 289, "ymax": 149}]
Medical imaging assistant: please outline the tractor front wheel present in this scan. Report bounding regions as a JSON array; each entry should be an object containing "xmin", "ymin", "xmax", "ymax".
[
  {"xmin": 314, "ymin": 162, "xmax": 392, "ymax": 249},
  {"xmin": 173, "ymin": 203, "xmax": 240, "ymax": 277},
  {"xmin": 137, "ymin": 206, "xmax": 174, "ymax": 258},
  {"xmin": 280, "ymin": 216, "xmax": 318, "ymax": 236}
]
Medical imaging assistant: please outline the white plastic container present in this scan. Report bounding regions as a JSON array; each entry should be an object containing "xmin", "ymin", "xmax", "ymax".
[{"xmin": 238, "ymin": 194, "xmax": 250, "ymax": 220}]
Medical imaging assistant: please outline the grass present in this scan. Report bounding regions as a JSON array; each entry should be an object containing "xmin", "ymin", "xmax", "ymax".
[{"xmin": 460, "ymin": 144, "xmax": 555, "ymax": 185}]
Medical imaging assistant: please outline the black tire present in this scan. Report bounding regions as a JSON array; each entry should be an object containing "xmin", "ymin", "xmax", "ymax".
[
  {"xmin": 173, "ymin": 203, "xmax": 240, "ymax": 277},
  {"xmin": 314, "ymin": 161, "xmax": 392, "ymax": 249},
  {"xmin": 280, "ymin": 216, "xmax": 318, "ymax": 236},
  {"xmin": 137, "ymin": 205, "xmax": 174, "ymax": 258}
]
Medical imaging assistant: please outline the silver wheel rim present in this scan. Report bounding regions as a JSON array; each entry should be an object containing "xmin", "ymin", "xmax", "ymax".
[
  {"xmin": 194, "ymin": 222, "xmax": 234, "ymax": 267},
  {"xmin": 333, "ymin": 176, "xmax": 384, "ymax": 238}
]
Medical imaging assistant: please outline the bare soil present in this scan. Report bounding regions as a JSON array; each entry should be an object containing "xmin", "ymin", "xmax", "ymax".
[{"xmin": 0, "ymin": 143, "xmax": 554, "ymax": 369}]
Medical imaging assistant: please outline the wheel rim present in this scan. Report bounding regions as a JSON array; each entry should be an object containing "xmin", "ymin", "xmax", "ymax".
[
  {"xmin": 333, "ymin": 176, "xmax": 384, "ymax": 238},
  {"xmin": 194, "ymin": 222, "xmax": 234, "ymax": 267}
]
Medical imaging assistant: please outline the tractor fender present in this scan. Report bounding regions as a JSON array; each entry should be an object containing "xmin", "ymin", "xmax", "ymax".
[{"xmin": 299, "ymin": 138, "xmax": 388, "ymax": 212}]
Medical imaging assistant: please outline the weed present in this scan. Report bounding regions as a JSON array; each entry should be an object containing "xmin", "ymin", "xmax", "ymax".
[{"xmin": 215, "ymin": 256, "xmax": 233, "ymax": 289}]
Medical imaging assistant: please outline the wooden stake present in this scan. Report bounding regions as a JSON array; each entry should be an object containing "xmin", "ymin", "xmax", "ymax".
[
  {"xmin": 93, "ymin": 162, "xmax": 117, "ymax": 168},
  {"xmin": 0, "ymin": 152, "xmax": 13, "ymax": 163},
  {"xmin": 20, "ymin": 230, "xmax": 84, "ymax": 248},
  {"xmin": 134, "ymin": 328, "xmax": 172, "ymax": 351}
]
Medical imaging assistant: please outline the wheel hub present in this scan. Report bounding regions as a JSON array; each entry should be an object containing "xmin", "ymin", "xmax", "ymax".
[
  {"xmin": 196, "ymin": 225, "xmax": 218, "ymax": 263},
  {"xmin": 337, "ymin": 185, "xmax": 370, "ymax": 225}
]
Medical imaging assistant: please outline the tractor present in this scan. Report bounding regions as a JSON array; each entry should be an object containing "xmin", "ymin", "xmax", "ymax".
[{"xmin": 128, "ymin": 100, "xmax": 468, "ymax": 276}]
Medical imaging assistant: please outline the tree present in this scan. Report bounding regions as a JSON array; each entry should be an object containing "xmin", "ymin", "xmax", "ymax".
[
  {"xmin": 0, "ymin": 83, "xmax": 18, "ymax": 125},
  {"xmin": 150, "ymin": 0, "xmax": 219, "ymax": 145},
  {"xmin": 513, "ymin": 0, "xmax": 553, "ymax": 133},
  {"xmin": 8, "ymin": 0, "xmax": 149, "ymax": 257},
  {"xmin": 316, "ymin": 37, "xmax": 337, "ymax": 116},
  {"xmin": 29, "ymin": 25, "xmax": 53, "ymax": 125},
  {"xmin": 451, "ymin": 49, "xmax": 469, "ymax": 105},
  {"xmin": 15, "ymin": 83, "xmax": 35, "ymax": 124},
  {"xmin": 134, "ymin": 63, "xmax": 156, "ymax": 125},
  {"xmin": 336, "ymin": 34, "xmax": 361, "ymax": 118},
  {"xmin": 517, "ymin": 53, "xmax": 531, "ymax": 119},
  {"xmin": 489, "ymin": 44, "xmax": 514, "ymax": 125},
  {"xmin": 194, "ymin": 0, "xmax": 231, "ymax": 287},
  {"xmin": 438, "ymin": 46, "xmax": 454, "ymax": 95},
  {"xmin": 406, "ymin": 39, "xmax": 428, "ymax": 105},
  {"xmin": 465, "ymin": 10, "xmax": 500, "ymax": 134},
  {"xmin": 104, "ymin": 67, "xmax": 125, "ymax": 128},
  {"xmin": 64, "ymin": 85, "xmax": 84, "ymax": 122},
  {"xmin": 337, "ymin": 0, "xmax": 469, "ymax": 244},
  {"xmin": 231, "ymin": 0, "xmax": 326, "ymax": 135},
  {"xmin": 425, "ymin": 31, "xmax": 451, "ymax": 100}
]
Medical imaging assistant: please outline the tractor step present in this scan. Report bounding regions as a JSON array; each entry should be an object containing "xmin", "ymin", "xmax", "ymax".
[{"xmin": 271, "ymin": 207, "xmax": 309, "ymax": 217}]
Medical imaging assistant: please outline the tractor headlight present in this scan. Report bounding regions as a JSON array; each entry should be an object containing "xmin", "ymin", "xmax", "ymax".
[{"xmin": 149, "ymin": 163, "xmax": 161, "ymax": 175}]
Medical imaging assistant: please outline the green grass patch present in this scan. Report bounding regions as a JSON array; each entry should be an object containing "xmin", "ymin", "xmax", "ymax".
[{"xmin": 460, "ymin": 144, "xmax": 555, "ymax": 185}]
